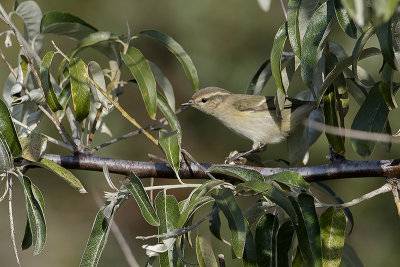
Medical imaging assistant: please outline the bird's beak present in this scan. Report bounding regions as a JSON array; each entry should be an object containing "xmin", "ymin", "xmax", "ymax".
[{"xmin": 181, "ymin": 100, "xmax": 193, "ymax": 106}]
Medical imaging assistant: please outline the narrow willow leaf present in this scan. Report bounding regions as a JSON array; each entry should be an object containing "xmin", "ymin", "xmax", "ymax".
[
  {"xmin": 265, "ymin": 171, "xmax": 309, "ymax": 190},
  {"xmin": 196, "ymin": 236, "xmax": 218, "ymax": 267},
  {"xmin": 69, "ymin": 57, "xmax": 90, "ymax": 121},
  {"xmin": 22, "ymin": 176, "xmax": 46, "ymax": 255},
  {"xmin": 351, "ymin": 84, "xmax": 389, "ymax": 157},
  {"xmin": 20, "ymin": 132, "xmax": 47, "ymax": 162},
  {"xmin": 239, "ymin": 180, "xmax": 298, "ymax": 223},
  {"xmin": 301, "ymin": 0, "xmax": 335, "ymax": 88},
  {"xmin": 121, "ymin": 47, "xmax": 157, "ymax": 119},
  {"xmin": 317, "ymin": 47, "xmax": 381, "ymax": 104},
  {"xmin": 324, "ymin": 87, "xmax": 345, "ymax": 155},
  {"xmin": 271, "ymin": 23, "xmax": 288, "ymax": 95},
  {"xmin": 178, "ymin": 196, "xmax": 214, "ymax": 228},
  {"xmin": 40, "ymin": 51, "xmax": 63, "ymax": 111},
  {"xmin": 379, "ymin": 63, "xmax": 397, "ymax": 109},
  {"xmin": 80, "ymin": 201, "xmax": 119, "ymax": 267},
  {"xmin": 149, "ymin": 61, "xmax": 175, "ymax": 111},
  {"xmin": 40, "ymin": 11, "xmax": 97, "ymax": 40},
  {"xmin": 157, "ymin": 91, "xmax": 181, "ymax": 136},
  {"xmin": 334, "ymin": 0, "xmax": 357, "ymax": 39},
  {"xmin": 290, "ymin": 194, "xmax": 322, "ymax": 267},
  {"xmin": 31, "ymin": 158, "xmax": 86, "ymax": 193},
  {"xmin": 88, "ymin": 61, "xmax": 112, "ymax": 109},
  {"xmin": 140, "ymin": 30, "xmax": 199, "ymax": 91},
  {"xmin": 209, "ymin": 203, "xmax": 222, "ymax": 240},
  {"xmin": 255, "ymin": 214, "xmax": 279, "ymax": 267},
  {"xmin": 246, "ymin": 60, "xmax": 272, "ymax": 95},
  {"xmin": 276, "ymin": 221, "xmax": 295, "ymax": 267},
  {"xmin": 298, "ymin": 0, "xmax": 320, "ymax": 39},
  {"xmin": 0, "ymin": 99, "xmax": 22, "ymax": 158},
  {"xmin": 122, "ymin": 172, "xmax": 160, "ymax": 226},
  {"xmin": 159, "ymin": 130, "xmax": 181, "ymax": 180},
  {"xmin": 320, "ymin": 207, "xmax": 346, "ymax": 267},
  {"xmin": 213, "ymin": 189, "xmax": 247, "ymax": 259},
  {"xmin": 155, "ymin": 191, "xmax": 181, "ymax": 267},
  {"xmin": 341, "ymin": 0, "xmax": 367, "ymax": 27},
  {"xmin": 315, "ymin": 182, "xmax": 354, "ymax": 234},
  {"xmin": 70, "ymin": 31, "xmax": 119, "ymax": 58},
  {"xmin": 243, "ymin": 223, "xmax": 257, "ymax": 267},
  {"xmin": 377, "ymin": 19, "xmax": 398, "ymax": 70},
  {"xmin": 244, "ymin": 201, "xmax": 269, "ymax": 228},
  {"xmin": 287, "ymin": 0, "xmax": 302, "ymax": 58},
  {"xmin": 21, "ymin": 218, "xmax": 33, "ymax": 250},
  {"xmin": 352, "ymin": 26, "xmax": 376, "ymax": 88},
  {"xmin": 208, "ymin": 165, "xmax": 263, "ymax": 181}
]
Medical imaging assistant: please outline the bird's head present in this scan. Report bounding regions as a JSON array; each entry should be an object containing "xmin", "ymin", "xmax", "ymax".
[{"xmin": 182, "ymin": 87, "xmax": 231, "ymax": 115}]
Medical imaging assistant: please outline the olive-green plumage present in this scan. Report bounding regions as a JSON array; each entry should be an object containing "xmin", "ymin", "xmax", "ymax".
[{"xmin": 183, "ymin": 87, "xmax": 316, "ymax": 149}]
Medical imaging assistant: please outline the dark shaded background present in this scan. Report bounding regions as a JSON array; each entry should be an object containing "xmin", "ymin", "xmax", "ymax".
[{"xmin": 0, "ymin": 0, "xmax": 399, "ymax": 266}]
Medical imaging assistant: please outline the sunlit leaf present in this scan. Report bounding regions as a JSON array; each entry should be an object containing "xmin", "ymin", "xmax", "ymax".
[
  {"xmin": 88, "ymin": 61, "xmax": 112, "ymax": 109},
  {"xmin": 122, "ymin": 172, "xmax": 160, "ymax": 226},
  {"xmin": 271, "ymin": 23, "xmax": 288, "ymax": 95},
  {"xmin": 69, "ymin": 57, "xmax": 90, "ymax": 121},
  {"xmin": 157, "ymin": 91, "xmax": 181, "ymax": 136},
  {"xmin": 196, "ymin": 236, "xmax": 218, "ymax": 267},
  {"xmin": 159, "ymin": 129, "xmax": 181, "ymax": 181},
  {"xmin": 140, "ymin": 30, "xmax": 199, "ymax": 91},
  {"xmin": 320, "ymin": 207, "xmax": 346, "ymax": 267},
  {"xmin": 20, "ymin": 132, "xmax": 47, "ymax": 162},
  {"xmin": 121, "ymin": 47, "xmax": 157, "ymax": 119},
  {"xmin": 265, "ymin": 171, "xmax": 309, "ymax": 191},
  {"xmin": 40, "ymin": 51, "xmax": 63, "ymax": 111}
]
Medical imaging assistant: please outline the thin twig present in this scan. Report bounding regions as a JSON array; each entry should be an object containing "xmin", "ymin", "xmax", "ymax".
[
  {"xmin": 280, "ymin": 0, "xmax": 287, "ymax": 20},
  {"xmin": 181, "ymin": 149, "xmax": 217, "ymax": 180},
  {"xmin": 12, "ymin": 118, "xmax": 74, "ymax": 152},
  {"xmin": 65, "ymin": 107, "xmax": 81, "ymax": 146},
  {"xmin": 144, "ymin": 183, "xmax": 202, "ymax": 192},
  {"xmin": 0, "ymin": 48, "xmax": 17, "ymax": 77}
]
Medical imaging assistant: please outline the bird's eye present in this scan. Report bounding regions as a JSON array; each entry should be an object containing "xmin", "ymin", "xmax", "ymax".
[{"xmin": 201, "ymin": 98, "xmax": 207, "ymax": 103}]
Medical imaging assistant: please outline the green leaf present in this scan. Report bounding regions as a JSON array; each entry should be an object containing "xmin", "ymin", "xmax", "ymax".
[
  {"xmin": 159, "ymin": 129, "xmax": 181, "ymax": 180},
  {"xmin": 196, "ymin": 236, "xmax": 218, "ymax": 267},
  {"xmin": 246, "ymin": 60, "xmax": 272, "ymax": 95},
  {"xmin": 21, "ymin": 218, "xmax": 33, "ymax": 250},
  {"xmin": 334, "ymin": 0, "xmax": 357, "ymax": 39},
  {"xmin": 317, "ymin": 47, "xmax": 381, "ymax": 103},
  {"xmin": 22, "ymin": 176, "xmax": 46, "ymax": 255},
  {"xmin": 324, "ymin": 87, "xmax": 345, "ymax": 155},
  {"xmin": 40, "ymin": 11, "xmax": 97, "ymax": 40},
  {"xmin": 212, "ymin": 189, "xmax": 247, "ymax": 258},
  {"xmin": 40, "ymin": 51, "xmax": 63, "ymax": 111},
  {"xmin": 69, "ymin": 57, "xmax": 90, "ymax": 121},
  {"xmin": 320, "ymin": 207, "xmax": 346, "ymax": 267},
  {"xmin": 243, "ymin": 223, "xmax": 257, "ymax": 267},
  {"xmin": 0, "ymin": 99, "xmax": 22, "ymax": 158},
  {"xmin": 140, "ymin": 30, "xmax": 199, "ymax": 91},
  {"xmin": 121, "ymin": 47, "xmax": 157, "ymax": 120},
  {"xmin": 372, "ymin": 0, "xmax": 399, "ymax": 24},
  {"xmin": 265, "ymin": 171, "xmax": 309, "ymax": 190},
  {"xmin": 208, "ymin": 165, "xmax": 263, "ymax": 182},
  {"xmin": 20, "ymin": 132, "xmax": 47, "ymax": 162},
  {"xmin": 301, "ymin": 0, "xmax": 335, "ymax": 88},
  {"xmin": 341, "ymin": 0, "xmax": 367, "ymax": 26},
  {"xmin": 276, "ymin": 221, "xmax": 295, "ymax": 267},
  {"xmin": 287, "ymin": 0, "xmax": 302, "ymax": 58},
  {"xmin": 0, "ymin": 138, "xmax": 12, "ymax": 172},
  {"xmin": 340, "ymin": 243, "xmax": 363, "ymax": 267},
  {"xmin": 122, "ymin": 172, "xmax": 160, "ymax": 226},
  {"xmin": 290, "ymin": 194, "xmax": 322, "ymax": 267},
  {"xmin": 157, "ymin": 91, "xmax": 181, "ymax": 136},
  {"xmin": 239, "ymin": 180, "xmax": 298, "ymax": 223},
  {"xmin": 244, "ymin": 201, "xmax": 270, "ymax": 228},
  {"xmin": 149, "ymin": 61, "xmax": 175, "ymax": 111},
  {"xmin": 80, "ymin": 199, "xmax": 122, "ymax": 267},
  {"xmin": 155, "ymin": 191, "xmax": 180, "ymax": 267},
  {"xmin": 351, "ymin": 84, "xmax": 389, "ymax": 157},
  {"xmin": 255, "ymin": 214, "xmax": 279, "ymax": 267},
  {"xmin": 379, "ymin": 63, "xmax": 397, "ymax": 110},
  {"xmin": 31, "ymin": 158, "xmax": 86, "ymax": 193},
  {"xmin": 351, "ymin": 26, "xmax": 376, "ymax": 88},
  {"xmin": 377, "ymin": 19, "xmax": 399, "ymax": 70},
  {"xmin": 70, "ymin": 31, "xmax": 119, "ymax": 57},
  {"xmin": 209, "ymin": 203, "xmax": 222, "ymax": 240},
  {"xmin": 178, "ymin": 196, "xmax": 214, "ymax": 228},
  {"xmin": 271, "ymin": 23, "xmax": 288, "ymax": 95}
]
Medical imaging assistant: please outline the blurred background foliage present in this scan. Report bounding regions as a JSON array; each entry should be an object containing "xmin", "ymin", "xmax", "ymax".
[{"xmin": 0, "ymin": 0, "xmax": 400, "ymax": 266}]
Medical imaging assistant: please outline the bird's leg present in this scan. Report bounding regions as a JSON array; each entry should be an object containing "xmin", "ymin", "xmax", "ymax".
[{"xmin": 225, "ymin": 145, "xmax": 267, "ymax": 164}]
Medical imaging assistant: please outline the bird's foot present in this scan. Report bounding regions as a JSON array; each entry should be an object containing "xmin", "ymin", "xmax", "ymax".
[{"xmin": 224, "ymin": 145, "xmax": 267, "ymax": 165}]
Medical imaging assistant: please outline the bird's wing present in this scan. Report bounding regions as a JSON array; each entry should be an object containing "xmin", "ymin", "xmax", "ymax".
[{"xmin": 233, "ymin": 95, "xmax": 313, "ymax": 112}]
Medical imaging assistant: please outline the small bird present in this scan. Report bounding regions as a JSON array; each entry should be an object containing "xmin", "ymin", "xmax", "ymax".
[{"xmin": 182, "ymin": 87, "xmax": 316, "ymax": 162}]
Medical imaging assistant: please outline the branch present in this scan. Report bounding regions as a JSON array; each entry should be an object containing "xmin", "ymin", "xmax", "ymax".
[{"xmin": 40, "ymin": 154, "xmax": 400, "ymax": 182}]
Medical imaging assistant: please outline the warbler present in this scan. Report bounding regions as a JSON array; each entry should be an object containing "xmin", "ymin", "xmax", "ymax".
[{"xmin": 182, "ymin": 87, "xmax": 316, "ymax": 161}]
